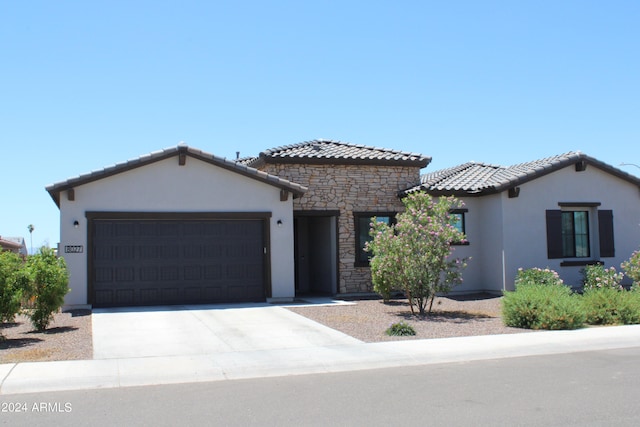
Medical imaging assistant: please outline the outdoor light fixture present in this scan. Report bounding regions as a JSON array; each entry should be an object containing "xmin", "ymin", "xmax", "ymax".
[
  {"xmin": 277, "ymin": 220, "xmax": 283, "ymax": 227},
  {"xmin": 73, "ymin": 220, "xmax": 79, "ymax": 228}
]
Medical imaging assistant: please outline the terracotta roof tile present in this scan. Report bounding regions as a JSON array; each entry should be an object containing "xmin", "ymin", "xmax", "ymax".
[
  {"xmin": 402, "ymin": 151, "xmax": 640, "ymax": 196},
  {"xmin": 246, "ymin": 139, "xmax": 430, "ymax": 167}
]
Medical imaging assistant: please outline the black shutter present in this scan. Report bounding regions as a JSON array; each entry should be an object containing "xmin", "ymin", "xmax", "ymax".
[
  {"xmin": 598, "ymin": 210, "xmax": 615, "ymax": 258},
  {"xmin": 546, "ymin": 210, "xmax": 563, "ymax": 259}
]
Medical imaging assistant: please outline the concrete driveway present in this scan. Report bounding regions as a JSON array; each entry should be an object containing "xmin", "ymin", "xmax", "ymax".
[{"xmin": 92, "ymin": 303, "xmax": 362, "ymax": 359}]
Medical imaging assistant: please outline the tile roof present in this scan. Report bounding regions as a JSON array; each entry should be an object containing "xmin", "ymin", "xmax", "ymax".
[
  {"xmin": 244, "ymin": 139, "xmax": 430, "ymax": 167},
  {"xmin": 46, "ymin": 145, "xmax": 308, "ymax": 207},
  {"xmin": 401, "ymin": 151, "xmax": 640, "ymax": 196}
]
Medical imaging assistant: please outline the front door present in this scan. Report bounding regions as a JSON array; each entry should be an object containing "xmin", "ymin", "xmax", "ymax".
[{"xmin": 294, "ymin": 213, "xmax": 338, "ymax": 296}]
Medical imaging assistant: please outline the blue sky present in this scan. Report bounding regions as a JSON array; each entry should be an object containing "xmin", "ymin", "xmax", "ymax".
[{"xmin": 2, "ymin": 1, "xmax": 639, "ymax": 250}]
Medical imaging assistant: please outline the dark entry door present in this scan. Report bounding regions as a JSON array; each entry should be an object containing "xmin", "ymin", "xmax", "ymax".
[
  {"xmin": 90, "ymin": 218, "xmax": 266, "ymax": 307},
  {"xmin": 294, "ymin": 214, "xmax": 337, "ymax": 296}
]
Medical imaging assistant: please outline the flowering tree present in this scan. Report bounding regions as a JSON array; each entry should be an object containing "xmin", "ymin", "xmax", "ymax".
[{"xmin": 366, "ymin": 193, "xmax": 468, "ymax": 315}]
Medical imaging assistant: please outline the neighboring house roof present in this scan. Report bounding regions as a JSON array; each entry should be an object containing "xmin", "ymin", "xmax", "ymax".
[
  {"xmin": 244, "ymin": 139, "xmax": 431, "ymax": 168},
  {"xmin": 0, "ymin": 236, "xmax": 25, "ymax": 254},
  {"xmin": 46, "ymin": 144, "xmax": 308, "ymax": 207},
  {"xmin": 401, "ymin": 151, "xmax": 640, "ymax": 197}
]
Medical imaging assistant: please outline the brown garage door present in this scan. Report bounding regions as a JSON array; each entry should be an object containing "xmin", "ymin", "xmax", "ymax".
[{"xmin": 90, "ymin": 217, "xmax": 266, "ymax": 307}]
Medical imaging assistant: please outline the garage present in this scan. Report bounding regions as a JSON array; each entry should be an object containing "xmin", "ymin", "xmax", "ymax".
[
  {"xmin": 89, "ymin": 214, "xmax": 268, "ymax": 308},
  {"xmin": 46, "ymin": 145, "xmax": 305, "ymax": 308}
]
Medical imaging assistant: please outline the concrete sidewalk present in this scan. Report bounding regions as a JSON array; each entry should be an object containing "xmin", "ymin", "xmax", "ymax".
[{"xmin": 2, "ymin": 324, "xmax": 640, "ymax": 395}]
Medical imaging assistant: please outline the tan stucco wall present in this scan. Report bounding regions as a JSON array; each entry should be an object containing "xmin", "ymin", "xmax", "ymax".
[{"xmin": 261, "ymin": 163, "xmax": 421, "ymax": 293}]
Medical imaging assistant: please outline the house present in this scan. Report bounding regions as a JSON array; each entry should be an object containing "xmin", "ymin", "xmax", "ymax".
[
  {"xmin": 402, "ymin": 152, "xmax": 640, "ymax": 292},
  {"xmin": 0, "ymin": 236, "xmax": 28, "ymax": 256},
  {"xmin": 46, "ymin": 142, "xmax": 639, "ymax": 309}
]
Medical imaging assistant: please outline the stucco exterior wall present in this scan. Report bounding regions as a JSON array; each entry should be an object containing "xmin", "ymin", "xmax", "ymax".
[
  {"xmin": 58, "ymin": 156, "xmax": 296, "ymax": 307},
  {"xmin": 457, "ymin": 165, "xmax": 640, "ymax": 292},
  {"xmin": 450, "ymin": 195, "xmax": 506, "ymax": 294},
  {"xmin": 501, "ymin": 165, "xmax": 640, "ymax": 288},
  {"xmin": 261, "ymin": 163, "xmax": 421, "ymax": 294}
]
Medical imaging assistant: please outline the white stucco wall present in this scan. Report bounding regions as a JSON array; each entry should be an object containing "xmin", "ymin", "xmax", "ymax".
[
  {"xmin": 57, "ymin": 156, "xmax": 296, "ymax": 307},
  {"xmin": 501, "ymin": 165, "xmax": 640, "ymax": 288},
  {"xmin": 457, "ymin": 165, "xmax": 640, "ymax": 293},
  {"xmin": 449, "ymin": 195, "xmax": 506, "ymax": 294}
]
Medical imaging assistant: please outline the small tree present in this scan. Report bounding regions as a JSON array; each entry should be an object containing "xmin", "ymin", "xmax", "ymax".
[
  {"xmin": 26, "ymin": 247, "xmax": 69, "ymax": 331},
  {"xmin": 367, "ymin": 193, "xmax": 468, "ymax": 315},
  {"xmin": 0, "ymin": 251, "xmax": 30, "ymax": 322},
  {"xmin": 0, "ymin": 251, "xmax": 32, "ymax": 340}
]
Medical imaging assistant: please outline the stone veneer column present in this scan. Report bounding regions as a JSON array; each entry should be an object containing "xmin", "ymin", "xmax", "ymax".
[{"xmin": 262, "ymin": 163, "xmax": 420, "ymax": 294}]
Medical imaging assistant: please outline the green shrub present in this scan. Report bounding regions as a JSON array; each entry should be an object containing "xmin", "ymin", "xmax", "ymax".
[
  {"xmin": 0, "ymin": 251, "xmax": 31, "ymax": 324},
  {"xmin": 582, "ymin": 264, "xmax": 624, "ymax": 291},
  {"xmin": 26, "ymin": 247, "xmax": 70, "ymax": 331},
  {"xmin": 582, "ymin": 286, "xmax": 640, "ymax": 325},
  {"xmin": 514, "ymin": 267, "xmax": 563, "ymax": 287},
  {"xmin": 622, "ymin": 250, "xmax": 640, "ymax": 287},
  {"xmin": 503, "ymin": 268, "xmax": 585, "ymax": 330},
  {"xmin": 385, "ymin": 321, "xmax": 416, "ymax": 336}
]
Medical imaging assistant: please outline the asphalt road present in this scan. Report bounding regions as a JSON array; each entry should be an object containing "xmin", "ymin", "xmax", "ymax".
[{"xmin": 2, "ymin": 347, "xmax": 639, "ymax": 426}]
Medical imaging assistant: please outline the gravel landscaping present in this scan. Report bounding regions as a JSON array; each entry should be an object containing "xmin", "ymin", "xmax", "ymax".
[
  {"xmin": 0, "ymin": 310, "xmax": 93, "ymax": 363},
  {"xmin": 287, "ymin": 294, "xmax": 528, "ymax": 342},
  {"xmin": 0, "ymin": 294, "xmax": 525, "ymax": 363}
]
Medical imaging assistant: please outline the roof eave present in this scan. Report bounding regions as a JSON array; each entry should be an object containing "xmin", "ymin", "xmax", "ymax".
[{"xmin": 260, "ymin": 155, "xmax": 431, "ymax": 168}]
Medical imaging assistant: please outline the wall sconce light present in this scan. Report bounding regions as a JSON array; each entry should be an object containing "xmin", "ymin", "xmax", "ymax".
[
  {"xmin": 277, "ymin": 220, "xmax": 283, "ymax": 227},
  {"xmin": 73, "ymin": 220, "xmax": 79, "ymax": 229}
]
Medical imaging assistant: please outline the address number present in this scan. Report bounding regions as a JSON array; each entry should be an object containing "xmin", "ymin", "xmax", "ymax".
[{"xmin": 64, "ymin": 245, "xmax": 83, "ymax": 253}]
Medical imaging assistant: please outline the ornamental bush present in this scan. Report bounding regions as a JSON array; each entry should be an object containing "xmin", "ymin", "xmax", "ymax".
[
  {"xmin": 0, "ymin": 251, "xmax": 31, "ymax": 324},
  {"xmin": 366, "ymin": 193, "xmax": 468, "ymax": 315},
  {"xmin": 581, "ymin": 286, "xmax": 640, "ymax": 325},
  {"xmin": 26, "ymin": 247, "xmax": 70, "ymax": 331},
  {"xmin": 385, "ymin": 321, "xmax": 416, "ymax": 336},
  {"xmin": 502, "ymin": 268, "xmax": 585, "ymax": 330},
  {"xmin": 514, "ymin": 267, "xmax": 563, "ymax": 287},
  {"xmin": 621, "ymin": 250, "xmax": 640, "ymax": 287},
  {"xmin": 368, "ymin": 222, "xmax": 399, "ymax": 302},
  {"xmin": 582, "ymin": 264, "xmax": 624, "ymax": 291}
]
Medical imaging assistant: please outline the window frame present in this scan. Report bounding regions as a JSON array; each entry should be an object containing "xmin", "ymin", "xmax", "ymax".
[
  {"xmin": 353, "ymin": 211, "xmax": 396, "ymax": 267},
  {"xmin": 561, "ymin": 210, "xmax": 590, "ymax": 258},
  {"xmin": 450, "ymin": 208, "xmax": 469, "ymax": 246},
  {"xmin": 545, "ymin": 203, "xmax": 615, "ymax": 265}
]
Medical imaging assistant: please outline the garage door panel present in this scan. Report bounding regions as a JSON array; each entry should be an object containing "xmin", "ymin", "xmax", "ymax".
[
  {"xmin": 116, "ymin": 289, "xmax": 134, "ymax": 305},
  {"xmin": 139, "ymin": 288, "xmax": 160, "ymax": 303},
  {"xmin": 115, "ymin": 267, "xmax": 135, "ymax": 282},
  {"xmin": 184, "ymin": 265, "xmax": 202, "ymax": 280},
  {"xmin": 161, "ymin": 266, "xmax": 179, "ymax": 281},
  {"xmin": 91, "ymin": 218, "xmax": 267, "ymax": 307}
]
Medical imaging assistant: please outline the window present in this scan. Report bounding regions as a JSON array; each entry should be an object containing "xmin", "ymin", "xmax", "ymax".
[
  {"xmin": 561, "ymin": 211, "xmax": 589, "ymax": 257},
  {"xmin": 450, "ymin": 209, "xmax": 468, "ymax": 245},
  {"xmin": 546, "ymin": 206, "xmax": 615, "ymax": 263},
  {"xmin": 354, "ymin": 212, "xmax": 395, "ymax": 266},
  {"xmin": 451, "ymin": 212, "xmax": 465, "ymax": 234}
]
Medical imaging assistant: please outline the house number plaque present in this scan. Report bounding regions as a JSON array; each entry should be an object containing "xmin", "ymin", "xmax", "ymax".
[{"xmin": 64, "ymin": 245, "xmax": 83, "ymax": 254}]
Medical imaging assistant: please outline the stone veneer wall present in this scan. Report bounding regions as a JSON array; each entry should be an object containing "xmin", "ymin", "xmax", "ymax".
[{"xmin": 261, "ymin": 163, "xmax": 421, "ymax": 294}]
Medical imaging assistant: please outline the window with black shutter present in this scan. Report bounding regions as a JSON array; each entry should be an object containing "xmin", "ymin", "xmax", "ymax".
[{"xmin": 546, "ymin": 206, "xmax": 615, "ymax": 261}]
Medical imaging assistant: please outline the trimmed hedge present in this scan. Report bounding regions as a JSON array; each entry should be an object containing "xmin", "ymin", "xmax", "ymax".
[
  {"xmin": 581, "ymin": 287, "xmax": 640, "ymax": 325},
  {"xmin": 502, "ymin": 279, "xmax": 585, "ymax": 330},
  {"xmin": 503, "ymin": 265, "xmax": 640, "ymax": 330}
]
